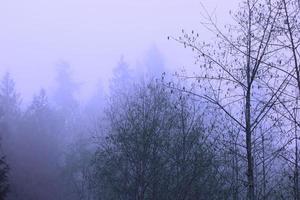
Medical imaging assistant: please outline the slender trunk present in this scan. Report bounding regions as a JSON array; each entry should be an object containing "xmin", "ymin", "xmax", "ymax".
[
  {"xmin": 232, "ymin": 157, "xmax": 237, "ymax": 200},
  {"xmin": 246, "ymin": 1, "xmax": 255, "ymax": 197},
  {"xmin": 262, "ymin": 133, "xmax": 266, "ymax": 200},
  {"xmin": 246, "ymin": 90, "xmax": 254, "ymax": 200},
  {"xmin": 295, "ymin": 136, "xmax": 299, "ymax": 200},
  {"xmin": 295, "ymin": 106, "xmax": 299, "ymax": 200},
  {"xmin": 233, "ymin": 138, "xmax": 239, "ymax": 200},
  {"xmin": 283, "ymin": 2, "xmax": 300, "ymax": 198}
]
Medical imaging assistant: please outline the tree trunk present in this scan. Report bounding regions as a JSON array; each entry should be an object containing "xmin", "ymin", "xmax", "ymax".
[
  {"xmin": 295, "ymin": 107, "xmax": 299, "ymax": 200},
  {"xmin": 262, "ymin": 134, "xmax": 266, "ymax": 200},
  {"xmin": 246, "ymin": 89, "xmax": 255, "ymax": 200}
]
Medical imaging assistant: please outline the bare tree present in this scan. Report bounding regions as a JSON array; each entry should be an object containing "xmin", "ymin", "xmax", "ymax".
[
  {"xmin": 170, "ymin": 0, "xmax": 290, "ymax": 199},
  {"xmin": 91, "ymin": 80, "xmax": 226, "ymax": 200},
  {"xmin": 265, "ymin": 0, "xmax": 300, "ymax": 198}
]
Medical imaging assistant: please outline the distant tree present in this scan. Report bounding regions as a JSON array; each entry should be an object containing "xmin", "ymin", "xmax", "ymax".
[
  {"xmin": 0, "ymin": 73, "xmax": 20, "ymax": 116},
  {"xmin": 53, "ymin": 61, "xmax": 79, "ymax": 115},
  {"xmin": 0, "ymin": 72, "xmax": 21, "ymax": 200},
  {"xmin": 142, "ymin": 46, "xmax": 166, "ymax": 78},
  {"xmin": 52, "ymin": 61, "xmax": 82, "ymax": 149},
  {"xmin": 109, "ymin": 56, "xmax": 133, "ymax": 96},
  {"xmin": 0, "ymin": 72, "xmax": 21, "ymax": 138},
  {"xmin": 0, "ymin": 154, "xmax": 9, "ymax": 199},
  {"xmin": 10, "ymin": 89, "xmax": 64, "ymax": 200},
  {"xmin": 0, "ymin": 111, "xmax": 9, "ymax": 200}
]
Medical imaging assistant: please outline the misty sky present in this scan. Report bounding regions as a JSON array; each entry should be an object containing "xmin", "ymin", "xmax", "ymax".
[{"xmin": 0, "ymin": 0, "xmax": 238, "ymax": 103}]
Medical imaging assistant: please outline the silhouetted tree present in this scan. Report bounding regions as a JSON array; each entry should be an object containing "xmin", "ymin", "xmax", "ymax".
[
  {"xmin": 9, "ymin": 89, "xmax": 64, "ymax": 200},
  {"xmin": 91, "ymin": 80, "xmax": 226, "ymax": 200},
  {"xmin": 171, "ymin": 0, "xmax": 289, "ymax": 199},
  {"xmin": 0, "ymin": 73, "xmax": 21, "ymax": 200},
  {"xmin": 0, "ymin": 111, "xmax": 9, "ymax": 200}
]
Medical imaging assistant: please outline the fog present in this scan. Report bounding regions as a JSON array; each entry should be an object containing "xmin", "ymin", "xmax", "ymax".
[
  {"xmin": 2, "ymin": 0, "xmax": 300, "ymax": 199},
  {"xmin": 0, "ymin": 0, "xmax": 237, "ymax": 103}
]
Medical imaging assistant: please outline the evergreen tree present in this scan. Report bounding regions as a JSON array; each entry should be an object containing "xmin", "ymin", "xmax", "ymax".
[
  {"xmin": 0, "ymin": 111, "xmax": 9, "ymax": 200},
  {"xmin": 53, "ymin": 62, "xmax": 79, "ymax": 114},
  {"xmin": 0, "ymin": 72, "xmax": 21, "ymax": 199}
]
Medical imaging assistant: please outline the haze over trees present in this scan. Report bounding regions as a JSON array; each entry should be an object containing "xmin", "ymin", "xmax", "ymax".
[{"xmin": 1, "ymin": 0, "xmax": 300, "ymax": 200}]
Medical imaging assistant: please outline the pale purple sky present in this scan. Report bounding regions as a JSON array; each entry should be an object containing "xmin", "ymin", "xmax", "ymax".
[{"xmin": 0, "ymin": 0, "xmax": 238, "ymax": 102}]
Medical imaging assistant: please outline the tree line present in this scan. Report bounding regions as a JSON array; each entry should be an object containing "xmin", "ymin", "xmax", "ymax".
[{"xmin": 0, "ymin": 0, "xmax": 300, "ymax": 199}]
